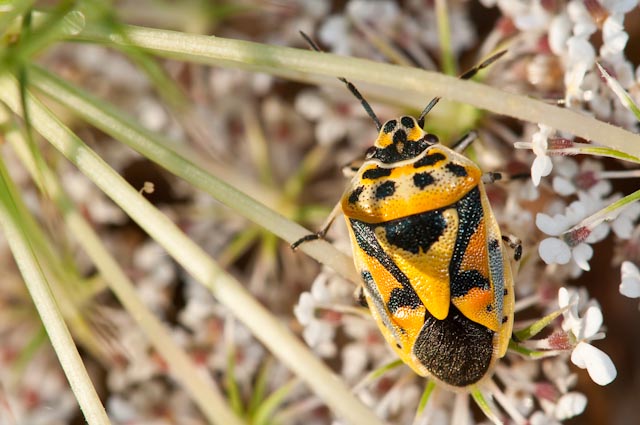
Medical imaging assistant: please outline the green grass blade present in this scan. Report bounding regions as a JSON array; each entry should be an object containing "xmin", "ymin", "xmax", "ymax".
[
  {"xmin": 253, "ymin": 378, "xmax": 299, "ymax": 425},
  {"xmin": 0, "ymin": 74, "xmax": 385, "ymax": 425},
  {"xmin": 0, "ymin": 153, "xmax": 110, "ymax": 425},
  {"xmin": 70, "ymin": 24, "xmax": 640, "ymax": 158},
  {"xmin": 2, "ymin": 110, "xmax": 244, "ymax": 425},
  {"xmin": 27, "ymin": 65, "xmax": 359, "ymax": 283}
]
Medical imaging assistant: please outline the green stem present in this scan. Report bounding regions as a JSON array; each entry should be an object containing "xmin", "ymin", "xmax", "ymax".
[
  {"xmin": 435, "ymin": 0, "xmax": 456, "ymax": 76},
  {"xmin": 571, "ymin": 188, "xmax": 640, "ymax": 236},
  {"xmin": 0, "ymin": 156, "xmax": 110, "ymax": 425},
  {"xmin": 577, "ymin": 145, "xmax": 640, "ymax": 164},
  {"xmin": 2, "ymin": 112, "xmax": 243, "ymax": 425},
  {"xmin": 72, "ymin": 24, "xmax": 640, "ymax": 157},
  {"xmin": 28, "ymin": 65, "xmax": 359, "ymax": 283}
]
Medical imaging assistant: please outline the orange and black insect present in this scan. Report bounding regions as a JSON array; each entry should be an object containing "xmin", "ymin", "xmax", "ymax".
[{"xmin": 293, "ymin": 32, "xmax": 519, "ymax": 388}]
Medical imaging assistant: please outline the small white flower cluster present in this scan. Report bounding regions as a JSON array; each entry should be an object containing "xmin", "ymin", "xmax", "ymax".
[
  {"xmin": 558, "ymin": 287, "xmax": 617, "ymax": 386},
  {"xmin": 534, "ymin": 155, "xmax": 640, "ymax": 274},
  {"xmin": 289, "ymin": 1, "xmax": 640, "ymax": 423},
  {"xmin": 294, "ymin": 271, "xmax": 341, "ymax": 358},
  {"xmin": 501, "ymin": 0, "xmax": 640, "ymax": 306},
  {"xmin": 620, "ymin": 261, "xmax": 640, "ymax": 304}
]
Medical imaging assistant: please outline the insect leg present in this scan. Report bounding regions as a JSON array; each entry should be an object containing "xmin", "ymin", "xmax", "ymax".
[
  {"xmin": 482, "ymin": 170, "xmax": 531, "ymax": 184},
  {"xmin": 291, "ymin": 201, "xmax": 342, "ymax": 250},
  {"xmin": 502, "ymin": 234, "xmax": 522, "ymax": 261},
  {"xmin": 354, "ymin": 286, "xmax": 368, "ymax": 308}
]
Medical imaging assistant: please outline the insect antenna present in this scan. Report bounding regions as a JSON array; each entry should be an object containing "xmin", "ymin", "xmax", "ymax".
[
  {"xmin": 299, "ymin": 31, "xmax": 382, "ymax": 131},
  {"xmin": 417, "ymin": 50, "xmax": 507, "ymax": 128}
]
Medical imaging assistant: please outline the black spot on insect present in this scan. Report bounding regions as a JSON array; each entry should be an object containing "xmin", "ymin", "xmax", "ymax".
[
  {"xmin": 348, "ymin": 186, "xmax": 364, "ymax": 204},
  {"xmin": 446, "ymin": 162, "xmax": 468, "ymax": 177},
  {"xmin": 383, "ymin": 119, "xmax": 397, "ymax": 134},
  {"xmin": 362, "ymin": 167, "xmax": 392, "ymax": 180},
  {"xmin": 451, "ymin": 270, "xmax": 490, "ymax": 298},
  {"xmin": 361, "ymin": 270, "xmax": 374, "ymax": 284},
  {"xmin": 502, "ymin": 316, "xmax": 509, "ymax": 324},
  {"xmin": 351, "ymin": 219, "xmax": 418, "ymax": 309},
  {"xmin": 486, "ymin": 304, "xmax": 493, "ymax": 313},
  {"xmin": 489, "ymin": 239, "xmax": 500, "ymax": 250},
  {"xmin": 401, "ymin": 116, "xmax": 414, "ymax": 128},
  {"xmin": 414, "ymin": 152, "xmax": 446, "ymax": 168},
  {"xmin": 375, "ymin": 181, "xmax": 396, "ymax": 199},
  {"xmin": 393, "ymin": 129, "xmax": 407, "ymax": 144},
  {"xmin": 382, "ymin": 210, "xmax": 447, "ymax": 255},
  {"xmin": 503, "ymin": 288, "xmax": 508, "ymax": 296},
  {"xmin": 396, "ymin": 343, "xmax": 402, "ymax": 349},
  {"xmin": 387, "ymin": 286, "xmax": 421, "ymax": 313},
  {"xmin": 413, "ymin": 172, "xmax": 435, "ymax": 189}
]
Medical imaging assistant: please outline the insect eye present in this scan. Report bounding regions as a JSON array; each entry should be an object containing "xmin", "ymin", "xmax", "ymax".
[
  {"xmin": 425, "ymin": 134, "xmax": 439, "ymax": 145},
  {"xmin": 365, "ymin": 146, "xmax": 377, "ymax": 158}
]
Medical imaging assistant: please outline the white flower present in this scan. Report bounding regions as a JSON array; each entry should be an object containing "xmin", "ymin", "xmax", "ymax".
[
  {"xmin": 347, "ymin": 0, "xmax": 399, "ymax": 24},
  {"xmin": 511, "ymin": 2, "xmax": 551, "ymax": 31},
  {"xmin": 515, "ymin": 124, "xmax": 555, "ymax": 186},
  {"xmin": 536, "ymin": 190, "xmax": 613, "ymax": 272},
  {"xmin": 612, "ymin": 201, "xmax": 640, "ymax": 239},
  {"xmin": 539, "ymin": 237, "xmax": 572, "ymax": 265},
  {"xmin": 551, "ymin": 158, "xmax": 580, "ymax": 196},
  {"xmin": 302, "ymin": 319, "xmax": 337, "ymax": 357},
  {"xmin": 549, "ymin": 13, "xmax": 572, "ymax": 55},
  {"xmin": 551, "ymin": 158, "xmax": 611, "ymax": 198},
  {"xmin": 570, "ymin": 342, "xmax": 617, "ymax": 386},
  {"xmin": 554, "ymin": 392, "xmax": 587, "ymax": 420},
  {"xmin": 536, "ymin": 213, "xmax": 593, "ymax": 271},
  {"xmin": 620, "ymin": 261, "xmax": 640, "ymax": 298},
  {"xmin": 542, "ymin": 358, "xmax": 578, "ymax": 394},
  {"xmin": 558, "ymin": 288, "xmax": 617, "ymax": 386},
  {"xmin": 318, "ymin": 15, "xmax": 351, "ymax": 56},
  {"xmin": 294, "ymin": 88, "xmax": 373, "ymax": 147},
  {"xmin": 601, "ymin": 0, "xmax": 639, "ymax": 14},
  {"xmin": 536, "ymin": 212, "xmax": 572, "ymax": 236},
  {"xmin": 530, "ymin": 411, "xmax": 562, "ymax": 425},
  {"xmin": 531, "ymin": 125, "xmax": 554, "ymax": 185},
  {"xmin": 570, "ymin": 243, "xmax": 593, "ymax": 271},
  {"xmin": 566, "ymin": 1, "xmax": 597, "ymax": 38},
  {"xmin": 293, "ymin": 272, "xmax": 344, "ymax": 357},
  {"xmin": 600, "ymin": 14, "xmax": 629, "ymax": 58}
]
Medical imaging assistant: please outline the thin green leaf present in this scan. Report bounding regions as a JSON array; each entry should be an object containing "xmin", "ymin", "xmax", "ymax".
[
  {"xmin": 471, "ymin": 387, "xmax": 503, "ymax": 425},
  {"xmin": 513, "ymin": 306, "xmax": 568, "ymax": 342},
  {"xmin": 597, "ymin": 62, "xmax": 640, "ymax": 121},
  {"xmin": 414, "ymin": 380, "xmax": 436, "ymax": 419},
  {"xmin": 253, "ymin": 378, "xmax": 299, "ymax": 425},
  {"xmin": 226, "ymin": 333, "xmax": 245, "ymax": 415},
  {"xmin": 247, "ymin": 358, "xmax": 274, "ymax": 418},
  {"xmin": 0, "ymin": 153, "xmax": 110, "ymax": 425}
]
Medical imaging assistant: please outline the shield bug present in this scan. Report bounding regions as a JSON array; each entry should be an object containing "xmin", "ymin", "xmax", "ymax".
[{"xmin": 293, "ymin": 32, "xmax": 519, "ymax": 389}]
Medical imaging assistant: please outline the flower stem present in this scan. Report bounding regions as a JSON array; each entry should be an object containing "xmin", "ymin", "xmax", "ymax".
[
  {"xmin": 570, "ymin": 188, "xmax": 640, "ymax": 236},
  {"xmin": 71, "ymin": 23, "xmax": 640, "ymax": 157}
]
